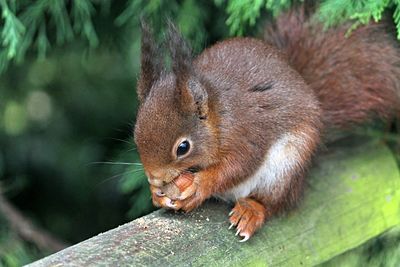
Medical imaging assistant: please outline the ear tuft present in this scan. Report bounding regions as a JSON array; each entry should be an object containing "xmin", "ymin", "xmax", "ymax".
[
  {"xmin": 137, "ymin": 20, "xmax": 164, "ymax": 102},
  {"xmin": 166, "ymin": 21, "xmax": 193, "ymax": 84},
  {"xmin": 165, "ymin": 22, "xmax": 207, "ymax": 118}
]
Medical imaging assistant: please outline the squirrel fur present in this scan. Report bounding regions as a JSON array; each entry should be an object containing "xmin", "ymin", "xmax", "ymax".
[{"xmin": 133, "ymin": 8, "xmax": 400, "ymax": 241}]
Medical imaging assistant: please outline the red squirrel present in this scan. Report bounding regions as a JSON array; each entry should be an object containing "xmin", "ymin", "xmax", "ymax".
[{"xmin": 133, "ymin": 8, "xmax": 400, "ymax": 242}]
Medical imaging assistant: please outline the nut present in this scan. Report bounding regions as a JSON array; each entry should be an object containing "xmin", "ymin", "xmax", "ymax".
[
  {"xmin": 160, "ymin": 172, "xmax": 195, "ymax": 200},
  {"xmin": 172, "ymin": 172, "xmax": 195, "ymax": 192}
]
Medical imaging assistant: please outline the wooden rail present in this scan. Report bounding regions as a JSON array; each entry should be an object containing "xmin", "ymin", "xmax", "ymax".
[{"xmin": 27, "ymin": 138, "xmax": 400, "ymax": 266}]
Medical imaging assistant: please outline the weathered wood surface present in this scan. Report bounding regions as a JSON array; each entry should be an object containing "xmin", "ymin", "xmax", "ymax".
[{"xmin": 27, "ymin": 139, "xmax": 400, "ymax": 267}]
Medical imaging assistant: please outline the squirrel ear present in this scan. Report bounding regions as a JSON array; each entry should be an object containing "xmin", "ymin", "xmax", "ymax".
[
  {"xmin": 166, "ymin": 22, "xmax": 207, "ymax": 118},
  {"xmin": 137, "ymin": 20, "xmax": 164, "ymax": 103},
  {"xmin": 180, "ymin": 79, "xmax": 209, "ymax": 119},
  {"xmin": 166, "ymin": 21, "xmax": 192, "ymax": 83}
]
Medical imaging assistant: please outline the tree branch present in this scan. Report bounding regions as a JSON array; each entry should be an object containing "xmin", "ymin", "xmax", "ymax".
[{"xmin": 0, "ymin": 185, "xmax": 68, "ymax": 252}]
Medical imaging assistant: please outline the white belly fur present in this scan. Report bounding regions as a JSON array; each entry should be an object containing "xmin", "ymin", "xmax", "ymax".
[{"xmin": 218, "ymin": 132, "xmax": 304, "ymax": 202}]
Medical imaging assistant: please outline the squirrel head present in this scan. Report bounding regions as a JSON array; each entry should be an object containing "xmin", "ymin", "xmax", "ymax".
[{"xmin": 134, "ymin": 22, "xmax": 218, "ymax": 186}]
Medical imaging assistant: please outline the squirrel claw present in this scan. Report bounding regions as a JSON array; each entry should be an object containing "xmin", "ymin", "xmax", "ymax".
[
  {"xmin": 150, "ymin": 185, "xmax": 180, "ymax": 209},
  {"xmin": 228, "ymin": 223, "xmax": 234, "ymax": 229},
  {"xmin": 235, "ymin": 228, "xmax": 241, "ymax": 236},
  {"xmin": 239, "ymin": 233, "xmax": 250, "ymax": 242},
  {"xmin": 155, "ymin": 191, "xmax": 165, "ymax": 197},
  {"xmin": 166, "ymin": 199, "xmax": 178, "ymax": 209}
]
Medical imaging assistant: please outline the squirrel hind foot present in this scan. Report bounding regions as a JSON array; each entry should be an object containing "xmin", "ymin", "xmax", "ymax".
[{"xmin": 229, "ymin": 198, "xmax": 267, "ymax": 241}]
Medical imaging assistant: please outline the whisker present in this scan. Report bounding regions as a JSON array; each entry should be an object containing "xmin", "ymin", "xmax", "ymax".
[
  {"xmin": 107, "ymin": 137, "xmax": 135, "ymax": 146},
  {"xmin": 87, "ymin": 161, "xmax": 143, "ymax": 166},
  {"xmin": 95, "ymin": 169, "xmax": 146, "ymax": 187},
  {"xmin": 117, "ymin": 147, "xmax": 139, "ymax": 158}
]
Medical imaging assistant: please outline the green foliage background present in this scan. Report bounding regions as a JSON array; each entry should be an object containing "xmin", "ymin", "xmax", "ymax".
[{"xmin": 0, "ymin": 0, "xmax": 400, "ymax": 266}]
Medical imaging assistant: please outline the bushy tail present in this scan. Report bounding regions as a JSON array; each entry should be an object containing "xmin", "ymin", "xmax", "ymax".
[{"xmin": 264, "ymin": 7, "xmax": 400, "ymax": 128}]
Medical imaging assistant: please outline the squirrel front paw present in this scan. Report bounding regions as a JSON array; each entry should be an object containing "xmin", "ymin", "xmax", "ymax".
[
  {"xmin": 229, "ymin": 198, "xmax": 267, "ymax": 242},
  {"xmin": 150, "ymin": 173, "xmax": 202, "ymax": 211},
  {"xmin": 150, "ymin": 185, "xmax": 177, "ymax": 209},
  {"xmin": 169, "ymin": 189, "xmax": 205, "ymax": 212}
]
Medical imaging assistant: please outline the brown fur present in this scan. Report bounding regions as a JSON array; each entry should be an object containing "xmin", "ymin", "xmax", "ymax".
[
  {"xmin": 134, "ymin": 11, "xmax": 400, "ymax": 240},
  {"xmin": 265, "ymin": 8, "xmax": 400, "ymax": 128}
]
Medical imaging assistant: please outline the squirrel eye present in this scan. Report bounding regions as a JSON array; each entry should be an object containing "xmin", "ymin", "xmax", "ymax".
[{"xmin": 176, "ymin": 140, "xmax": 190, "ymax": 157}]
